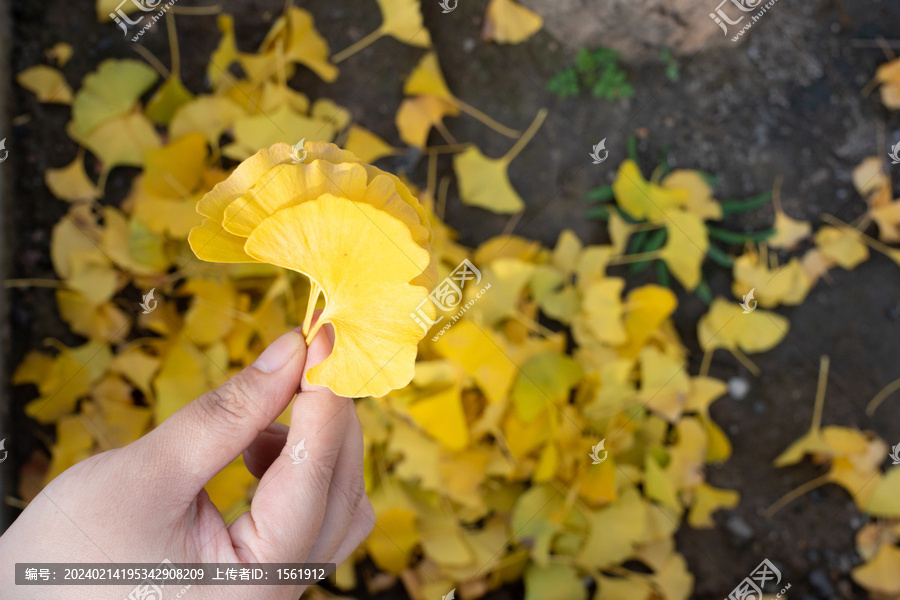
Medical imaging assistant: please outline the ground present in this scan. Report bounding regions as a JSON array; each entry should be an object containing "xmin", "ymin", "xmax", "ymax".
[{"xmin": 3, "ymin": 0, "xmax": 900, "ymax": 598}]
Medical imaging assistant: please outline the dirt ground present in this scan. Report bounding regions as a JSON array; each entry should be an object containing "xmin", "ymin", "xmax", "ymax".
[{"xmin": 4, "ymin": 0, "xmax": 900, "ymax": 598}]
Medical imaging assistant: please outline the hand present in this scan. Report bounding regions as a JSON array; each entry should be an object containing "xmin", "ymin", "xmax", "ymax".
[{"xmin": 0, "ymin": 326, "xmax": 373, "ymax": 599}]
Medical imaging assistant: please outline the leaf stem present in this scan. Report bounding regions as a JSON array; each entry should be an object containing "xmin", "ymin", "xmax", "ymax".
[
  {"xmin": 332, "ymin": 28, "xmax": 384, "ymax": 63},
  {"xmin": 455, "ymin": 99, "xmax": 520, "ymax": 138},
  {"xmin": 3, "ymin": 278, "xmax": 63, "ymax": 289},
  {"xmin": 764, "ymin": 474, "xmax": 830, "ymax": 518},
  {"xmin": 812, "ymin": 355, "xmax": 830, "ymax": 432},
  {"xmin": 730, "ymin": 347, "xmax": 760, "ymax": 377},
  {"xmin": 167, "ymin": 11, "xmax": 180, "ymax": 77},
  {"xmin": 608, "ymin": 250, "xmax": 662, "ymax": 265},
  {"xmin": 867, "ymin": 375, "xmax": 900, "ymax": 415},
  {"xmin": 502, "ymin": 108, "xmax": 548, "ymax": 164},
  {"xmin": 302, "ymin": 280, "xmax": 320, "ymax": 338}
]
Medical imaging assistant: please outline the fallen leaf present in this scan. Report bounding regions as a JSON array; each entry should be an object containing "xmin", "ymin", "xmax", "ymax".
[
  {"xmin": 483, "ymin": 0, "xmax": 544, "ymax": 45},
  {"xmin": 17, "ymin": 65, "xmax": 73, "ymax": 104}
]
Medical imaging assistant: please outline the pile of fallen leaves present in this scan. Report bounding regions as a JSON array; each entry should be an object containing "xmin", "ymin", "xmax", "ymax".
[{"xmin": 9, "ymin": 1, "xmax": 900, "ymax": 599}]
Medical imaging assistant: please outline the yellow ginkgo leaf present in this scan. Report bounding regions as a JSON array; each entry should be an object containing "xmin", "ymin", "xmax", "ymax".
[
  {"xmin": 376, "ymin": 0, "xmax": 431, "ymax": 46},
  {"xmin": 814, "ymin": 225, "xmax": 869, "ymax": 269},
  {"xmin": 578, "ymin": 277, "xmax": 626, "ymax": 346},
  {"xmin": 45, "ymin": 42, "xmax": 73, "ymax": 67},
  {"xmin": 875, "ymin": 57, "xmax": 900, "ymax": 109},
  {"xmin": 45, "ymin": 153, "xmax": 101, "ymax": 202},
  {"xmin": 697, "ymin": 297, "xmax": 789, "ymax": 355},
  {"xmin": 205, "ymin": 456, "xmax": 256, "ymax": 522},
  {"xmin": 17, "ymin": 340, "xmax": 112, "ymax": 424},
  {"xmin": 244, "ymin": 196, "xmax": 431, "ymax": 397},
  {"xmin": 474, "ymin": 235, "xmax": 542, "ymax": 265},
  {"xmin": 70, "ymin": 59, "xmax": 158, "ymax": 138},
  {"xmin": 57, "ymin": 290, "xmax": 131, "ymax": 343},
  {"xmin": 639, "ymin": 346, "xmax": 689, "ymax": 423},
  {"xmin": 403, "ymin": 52, "xmax": 521, "ymax": 138},
  {"xmin": 732, "ymin": 250, "xmax": 810, "ymax": 308},
  {"xmin": 466, "ymin": 257, "xmax": 534, "ymax": 326},
  {"xmin": 769, "ymin": 209, "xmax": 812, "ymax": 249},
  {"xmin": 223, "ymin": 106, "xmax": 336, "ymax": 160},
  {"xmin": 46, "ymin": 415, "xmax": 94, "ymax": 483},
  {"xmin": 366, "ymin": 508, "xmax": 419, "ymax": 574},
  {"xmin": 619, "ymin": 284, "xmax": 677, "ymax": 359},
  {"xmin": 154, "ymin": 336, "xmax": 217, "ymax": 424},
  {"xmin": 343, "ymin": 124, "xmax": 399, "ymax": 163},
  {"xmin": 396, "ymin": 96, "xmax": 459, "ymax": 149},
  {"xmin": 67, "ymin": 110, "xmax": 161, "ymax": 174},
  {"xmin": 311, "ymin": 98, "xmax": 352, "ymax": 131},
  {"xmin": 686, "ymin": 483, "xmax": 739, "ymax": 528},
  {"xmin": 169, "ymin": 95, "xmax": 246, "ymax": 147},
  {"xmin": 596, "ymin": 575, "xmax": 653, "ymax": 600},
  {"xmin": 333, "ymin": 0, "xmax": 431, "ymax": 63},
  {"xmin": 524, "ymin": 563, "xmax": 585, "ymax": 600},
  {"xmin": 254, "ymin": 81, "xmax": 311, "ymax": 115},
  {"xmin": 221, "ymin": 155, "xmax": 427, "ymax": 251},
  {"xmin": 454, "ymin": 109, "xmax": 547, "ymax": 214},
  {"xmin": 870, "ymin": 200, "xmax": 900, "ymax": 243},
  {"xmin": 577, "ymin": 488, "xmax": 648, "ymax": 570},
  {"xmin": 645, "ymin": 453, "xmax": 680, "ymax": 508},
  {"xmin": 208, "ymin": 14, "xmax": 239, "ymax": 87},
  {"xmin": 109, "ymin": 347, "xmax": 160, "ymax": 398},
  {"xmin": 51, "ymin": 205, "xmax": 120, "ymax": 304},
  {"xmin": 865, "ymin": 468, "xmax": 900, "ymax": 518},
  {"xmin": 404, "ymin": 52, "xmax": 455, "ymax": 103},
  {"xmin": 145, "ymin": 76, "xmax": 194, "ymax": 126},
  {"xmin": 179, "ymin": 279, "xmax": 238, "ymax": 346},
  {"xmin": 407, "ymin": 384, "xmax": 469, "ymax": 450},
  {"xmin": 142, "ymin": 133, "xmax": 208, "ymax": 198},
  {"xmin": 659, "ymin": 209, "xmax": 708, "ymax": 291},
  {"xmin": 483, "ymin": 0, "xmax": 544, "ymax": 45},
  {"xmin": 511, "ymin": 353, "xmax": 583, "ymax": 423},
  {"xmin": 455, "ymin": 145, "xmax": 526, "ymax": 213},
  {"xmin": 16, "ymin": 65, "xmax": 73, "ymax": 104},
  {"xmin": 188, "ymin": 143, "xmax": 294, "ymax": 263},
  {"xmin": 613, "ymin": 160, "xmax": 684, "ymax": 221},
  {"xmin": 654, "ymin": 554, "xmax": 694, "ymax": 600},
  {"xmin": 661, "ymin": 170, "xmax": 723, "ymax": 221},
  {"xmin": 851, "ymin": 543, "xmax": 900, "ymax": 596},
  {"xmin": 272, "ymin": 8, "xmax": 339, "ymax": 82},
  {"xmin": 435, "ymin": 319, "xmax": 518, "ymax": 405}
]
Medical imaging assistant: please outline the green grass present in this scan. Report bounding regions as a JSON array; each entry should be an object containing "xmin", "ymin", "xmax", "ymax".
[{"xmin": 548, "ymin": 47, "xmax": 634, "ymax": 101}]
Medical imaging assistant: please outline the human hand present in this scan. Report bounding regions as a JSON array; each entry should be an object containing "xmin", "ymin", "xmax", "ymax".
[{"xmin": 0, "ymin": 326, "xmax": 373, "ymax": 599}]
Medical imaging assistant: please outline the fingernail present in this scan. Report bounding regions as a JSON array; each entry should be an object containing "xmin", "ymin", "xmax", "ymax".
[{"xmin": 253, "ymin": 331, "xmax": 303, "ymax": 373}]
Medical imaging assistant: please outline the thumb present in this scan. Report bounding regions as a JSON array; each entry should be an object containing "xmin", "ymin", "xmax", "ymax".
[{"xmin": 133, "ymin": 329, "xmax": 308, "ymax": 502}]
